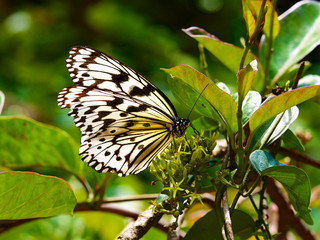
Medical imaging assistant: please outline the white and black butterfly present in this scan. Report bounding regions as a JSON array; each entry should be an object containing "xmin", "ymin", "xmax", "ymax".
[{"xmin": 58, "ymin": 46, "xmax": 190, "ymax": 176}]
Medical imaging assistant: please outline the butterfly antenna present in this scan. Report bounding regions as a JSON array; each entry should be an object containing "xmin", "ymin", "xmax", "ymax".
[{"xmin": 187, "ymin": 84, "xmax": 209, "ymax": 135}]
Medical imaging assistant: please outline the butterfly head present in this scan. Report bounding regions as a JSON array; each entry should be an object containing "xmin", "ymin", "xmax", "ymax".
[{"xmin": 174, "ymin": 117, "xmax": 190, "ymax": 136}]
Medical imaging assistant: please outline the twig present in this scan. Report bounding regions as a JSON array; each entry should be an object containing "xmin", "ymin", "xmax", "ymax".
[
  {"xmin": 222, "ymin": 191, "xmax": 234, "ymax": 240},
  {"xmin": 103, "ymin": 194, "xmax": 159, "ymax": 203},
  {"xmin": 292, "ymin": 61, "xmax": 305, "ymax": 89},
  {"xmin": 117, "ymin": 205, "xmax": 164, "ymax": 240},
  {"xmin": 278, "ymin": 147, "xmax": 320, "ymax": 169}
]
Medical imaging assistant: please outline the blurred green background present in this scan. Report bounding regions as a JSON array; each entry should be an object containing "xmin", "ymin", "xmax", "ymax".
[{"xmin": 1, "ymin": 0, "xmax": 320, "ymax": 239}]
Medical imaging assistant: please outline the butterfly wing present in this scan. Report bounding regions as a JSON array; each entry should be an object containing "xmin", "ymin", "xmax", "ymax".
[{"xmin": 58, "ymin": 47, "xmax": 178, "ymax": 176}]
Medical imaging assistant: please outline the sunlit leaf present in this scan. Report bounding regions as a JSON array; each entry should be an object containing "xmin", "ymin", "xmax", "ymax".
[
  {"xmin": 183, "ymin": 27, "xmax": 265, "ymax": 90},
  {"xmin": 249, "ymin": 85, "xmax": 320, "ymax": 134},
  {"xmin": 260, "ymin": 1, "xmax": 320, "ymax": 84},
  {"xmin": 184, "ymin": 209, "xmax": 255, "ymax": 240},
  {"xmin": 0, "ymin": 171, "xmax": 77, "ymax": 219},
  {"xmin": 249, "ymin": 150, "xmax": 313, "ymax": 225},
  {"xmin": 0, "ymin": 90, "xmax": 4, "ymax": 115},
  {"xmin": 163, "ymin": 65, "xmax": 238, "ymax": 134},
  {"xmin": 298, "ymin": 75, "xmax": 320, "ymax": 88},
  {"xmin": 0, "ymin": 116, "xmax": 81, "ymax": 174},
  {"xmin": 242, "ymin": 0, "xmax": 256, "ymax": 39},
  {"xmin": 237, "ymin": 60, "xmax": 258, "ymax": 103},
  {"xmin": 247, "ymin": 0, "xmax": 280, "ymax": 39},
  {"xmin": 241, "ymin": 91, "xmax": 262, "ymax": 124}
]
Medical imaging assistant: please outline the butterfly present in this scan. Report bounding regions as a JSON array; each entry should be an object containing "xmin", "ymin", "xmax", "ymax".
[{"xmin": 57, "ymin": 46, "xmax": 190, "ymax": 176}]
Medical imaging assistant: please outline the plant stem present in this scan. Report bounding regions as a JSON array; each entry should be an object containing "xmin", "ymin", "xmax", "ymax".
[
  {"xmin": 96, "ymin": 173, "xmax": 112, "ymax": 207},
  {"xmin": 263, "ymin": 0, "xmax": 277, "ymax": 92}
]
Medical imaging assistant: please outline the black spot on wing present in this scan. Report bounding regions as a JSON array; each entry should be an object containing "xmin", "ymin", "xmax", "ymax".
[
  {"xmin": 107, "ymin": 97, "xmax": 124, "ymax": 108},
  {"xmin": 126, "ymin": 104, "xmax": 148, "ymax": 113},
  {"xmin": 129, "ymin": 85, "xmax": 154, "ymax": 97},
  {"xmin": 112, "ymin": 71, "xmax": 129, "ymax": 86}
]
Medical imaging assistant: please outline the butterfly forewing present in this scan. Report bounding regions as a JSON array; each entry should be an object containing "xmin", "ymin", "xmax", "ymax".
[{"xmin": 58, "ymin": 46, "xmax": 190, "ymax": 176}]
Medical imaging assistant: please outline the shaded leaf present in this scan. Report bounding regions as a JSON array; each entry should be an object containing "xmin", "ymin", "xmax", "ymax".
[
  {"xmin": 0, "ymin": 171, "xmax": 77, "ymax": 219},
  {"xmin": 281, "ymin": 129, "xmax": 305, "ymax": 152},
  {"xmin": 163, "ymin": 65, "xmax": 238, "ymax": 134},
  {"xmin": 185, "ymin": 209, "xmax": 255, "ymax": 240},
  {"xmin": 249, "ymin": 150, "xmax": 313, "ymax": 225}
]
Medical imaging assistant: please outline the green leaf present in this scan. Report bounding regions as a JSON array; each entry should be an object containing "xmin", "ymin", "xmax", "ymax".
[
  {"xmin": 163, "ymin": 65, "xmax": 238, "ymax": 134},
  {"xmin": 241, "ymin": 91, "xmax": 262, "ymax": 124},
  {"xmin": 281, "ymin": 129, "xmax": 305, "ymax": 152},
  {"xmin": 249, "ymin": 150, "xmax": 284, "ymax": 174},
  {"xmin": 183, "ymin": 27, "xmax": 265, "ymax": 89},
  {"xmin": 237, "ymin": 60, "xmax": 258, "ymax": 103},
  {"xmin": 248, "ymin": 106, "xmax": 299, "ymax": 150},
  {"xmin": 191, "ymin": 116, "xmax": 219, "ymax": 132},
  {"xmin": 263, "ymin": 166, "xmax": 313, "ymax": 225},
  {"xmin": 0, "ymin": 116, "xmax": 81, "ymax": 174},
  {"xmin": 242, "ymin": 0, "xmax": 256, "ymax": 39},
  {"xmin": 0, "ymin": 171, "xmax": 77, "ymax": 219},
  {"xmin": 263, "ymin": 106, "xmax": 299, "ymax": 146},
  {"xmin": 298, "ymin": 74, "xmax": 320, "ymax": 88},
  {"xmin": 260, "ymin": 1, "xmax": 320, "ymax": 84},
  {"xmin": 249, "ymin": 150, "xmax": 313, "ymax": 225},
  {"xmin": 184, "ymin": 209, "xmax": 255, "ymax": 240},
  {"xmin": 249, "ymin": 85, "xmax": 320, "ymax": 134},
  {"xmin": 0, "ymin": 90, "xmax": 4, "ymax": 115},
  {"xmin": 246, "ymin": 0, "xmax": 280, "ymax": 39}
]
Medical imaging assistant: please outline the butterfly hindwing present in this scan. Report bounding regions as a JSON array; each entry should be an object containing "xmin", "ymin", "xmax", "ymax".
[{"xmin": 58, "ymin": 46, "xmax": 190, "ymax": 176}]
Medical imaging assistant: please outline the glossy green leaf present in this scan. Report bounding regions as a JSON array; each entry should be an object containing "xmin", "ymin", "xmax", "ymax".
[
  {"xmin": 264, "ymin": 106, "xmax": 299, "ymax": 146},
  {"xmin": 0, "ymin": 91, "xmax": 4, "ymax": 115},
  {"xmin": 248, "ymin": 106, "xmax": 299, "ymax": 150},
  {"xmin": 249, "ymin": 150, "xmax": 313, "ymax": 225},
  {"xmin": 249, "ymin": 85, "xmax": 320, "ymax": 134},
  {"xmin": 163, "ymin": 65, "xmax": 238, "ymax": 134},
  {"xmin": 183, "ymin": 27, "xmax": 265, "ymax": 89},
  {"xmin": 241, "ymin": 91, "xmax": 262, "ymax": 124},
  {"xmin": 237, "ymin": 60, "xmax": 258, "ymax": 103},
  {"xmin": 249, "ymin": 150, "xmax": 284, "ymax": 174},
  {"xmin": 298, "ymin": 74, "xmax": 320, "ymax": 88},
  {"xmin": 0, "ymin": 116, "xmax": 81, "ymax": 174},
  {"xmin": 260, "ymin": 1, "xmax": 320, "ymax": 84},
  {"xmin": 0, "ymin": 171, "xmax": 77, "ymax": 219},
  {"xmin": 185, "ymin": 209, "xmax": 255, "ymax": 240},
  {"xmin": 281, "ymin": 129, "xmax": 305, "ymax": 151},
  {"xmin": 247, "ymin": 0, "xmax": 280, "ymax": 39}
]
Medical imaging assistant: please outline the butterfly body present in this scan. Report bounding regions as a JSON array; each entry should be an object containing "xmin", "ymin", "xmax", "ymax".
[{"xmin": 58, "ymin": 46, "xmax": 190, "ymax": 176}]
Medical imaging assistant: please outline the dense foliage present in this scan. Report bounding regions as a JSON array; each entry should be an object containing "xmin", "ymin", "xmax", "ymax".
[{"xmin": 1, "ymin": 0, "xmax": 320, "ymax": 239}]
